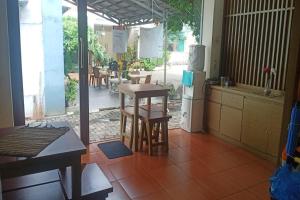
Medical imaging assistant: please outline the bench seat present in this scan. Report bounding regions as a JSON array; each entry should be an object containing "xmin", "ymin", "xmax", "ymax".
[
  {"xmin": 3, "ymin": 181, "xmax": 65, "ymax": 200},
  {"xmin": 59, "ymin": 163, "xmax": 113, "ymax": 200}
]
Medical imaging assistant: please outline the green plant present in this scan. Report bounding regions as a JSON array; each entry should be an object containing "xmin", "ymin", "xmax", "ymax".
[
  {"xmin": 123, "ymin": 46, "xmax": 137, "ymax": 64},
  {"xmin": 88, "ymin": 27, "xmax": 109, "ymax": 66},
  {"xmin": 63, "ymin": 17, "xmax": 109, "ymax": 73},
  {"xmin": 65, "ymin": 78, "xmax": 78, "ymax": 107},
  {"xmin": 167, "ymin": 0, "xmax": 202, "ymax": 43},
  {"xmin": 142, "ymin": 59, "xmax": 156, "ymax": 71},
  {"xmin": 63, "ymin": 17, "xmax": 79, "ymax": 74},
  {"xmin": 166, "ymin": 83, "xmax": 177, "ymax": 99}
]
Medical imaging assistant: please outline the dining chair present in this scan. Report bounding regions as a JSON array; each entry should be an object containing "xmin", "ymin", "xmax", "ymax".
[
  {"xmin": 92, "ymin": 67, "xmax": 102, "ymax": 87},
  {"xmin": 88, "ymin": 65, "xmax": 94, "ymax": 86},
  {"xmin": 139, "ymin": 109, "xmax": 172, "ymax": 155},
  {"xmin": 144, "ymin": 75, "xmax": 152, "ymax": 84},
  {"xmin": 120, "ymin": 107, "xmax": 135, "ymax": 150}
]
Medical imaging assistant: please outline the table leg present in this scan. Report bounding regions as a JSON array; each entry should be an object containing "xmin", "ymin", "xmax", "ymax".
[
  {"xmin": 163, "ymin": 95, "xmax": 168, "ymax": 115},
  {"xmin": 72, "ymin": 156, "xmax": 81, "ymax": 200},
  {"xmin": 106, "ymin": 76, "xmax": 109, "ymax": 88},
  {"xmin": 0, "ymin": 175, "xmax": 3, "ymax": 200},
  {"xmin": 134, "ymin": 96, "xmax": 139, "ymax": 151},
  {"xmin": 147, "ymin": 97, "xmax": 151, "ymax": 109}
]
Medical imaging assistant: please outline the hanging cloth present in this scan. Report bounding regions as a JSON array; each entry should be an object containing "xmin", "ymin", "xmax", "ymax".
[{"xmin": 139, "ymin": 24, "xmax": 164, "ymax": 58}]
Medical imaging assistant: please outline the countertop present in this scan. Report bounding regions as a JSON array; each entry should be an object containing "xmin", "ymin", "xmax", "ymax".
[{"xmin": 210, "ymin": 85, "xmax": 285, "ymax": 104}]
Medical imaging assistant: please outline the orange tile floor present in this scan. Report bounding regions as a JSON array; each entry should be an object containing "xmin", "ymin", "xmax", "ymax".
[{"xmin": 82, "ymin": 129, "xmax": 276, "ymax": 200}]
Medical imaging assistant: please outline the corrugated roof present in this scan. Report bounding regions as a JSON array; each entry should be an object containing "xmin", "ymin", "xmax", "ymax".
[{"xmin": 66, "ymin": 0, "xmax": 177, "ymax": 26}]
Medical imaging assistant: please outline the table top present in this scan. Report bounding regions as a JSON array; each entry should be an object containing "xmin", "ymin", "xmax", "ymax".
[
  {"xmin": 118, "ymin": 84, "xmax": 169, "ymax": 98},
  {"xmin": 128, "ymin": 73, "xmax": 147, "ymax": 79},
  {"xmin": 0, "ymin": 122, "xmax": 86, "ymax": 167}
]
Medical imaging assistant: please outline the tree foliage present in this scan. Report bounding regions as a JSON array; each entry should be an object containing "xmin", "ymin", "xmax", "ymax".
[
  {"xmin": 63, "ymin": 16, "xmax": 109, "ymax": 74},
  {"xmin": 167, "ymin": 0, "xmax": 202, "ymax": 43}
]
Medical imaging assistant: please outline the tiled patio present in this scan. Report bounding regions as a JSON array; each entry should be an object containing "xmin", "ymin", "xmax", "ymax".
[
  {"xmin": 82, "ymin": 129, "xmax": 276, "ymax": 200},
  {"xmin": 28, "ymin": 102, "xmax": 181, "ymax": 143}
]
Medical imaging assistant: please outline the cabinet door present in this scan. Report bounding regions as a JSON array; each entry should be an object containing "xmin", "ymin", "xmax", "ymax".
[
  {"xmin": 267, "ymin": 105, "xmax": 283, "ymax": 156},
  {"xmin": 220, "ymin": 106, "xmax": 242, "ymax": 141},
  {"xmin": 242, "ymin": 98, "xmax": 269, "ymax": 153},
  {"xmin": 207, "ymin": 88, "xmax": 222, "ymax": 103},
  {"xmin": 207, "ymin": 101, "xmax": 221, "ymax": 132}
]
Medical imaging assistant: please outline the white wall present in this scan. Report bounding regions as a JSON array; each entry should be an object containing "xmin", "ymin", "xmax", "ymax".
[
  {"xmin": 20, "ymin": 0, "xmax": 65, "ymax": 117},
  {"xmin": 19, "ymin": 0, "xmax": 45, "ymax": 117},
  {"xmin": 202, "ymin": 0, "xmax": 224, "ymax": 79},
  {"xmin": 42, "ymin": 0, "xmax": 65, "ymax": 116},
  {"xmin": 0, "ymin": 0, "xmax": 14, "ymax": 128}
]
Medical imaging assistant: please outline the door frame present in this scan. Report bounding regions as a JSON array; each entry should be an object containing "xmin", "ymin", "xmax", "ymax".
[
  {"xmin": 7, "ymin": 0, "xmax": 90, "ymax": 145},
  {"xmin": 7, "ymin": 0, "xmax": 25, "ymax": 126},
  {"xmin": 77, "ymin": 0, "xmax": 89, "ymax": 145}
]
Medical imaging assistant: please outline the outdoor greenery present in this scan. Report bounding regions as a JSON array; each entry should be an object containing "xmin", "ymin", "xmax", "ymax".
[
  {"xmin": 142, "ymin": 59, "xmax": 156, "ymax": 71},
  {"xmin": 63, "ymin": 16, "xmax": 109, "ymax": 74},
  {"xmin": 123, "ymin": 46, "xmax": 138, "ymax": 64},
  {"xmin": 63, "ymin": 17, "xmax": 78, "ymax": 74},
  {"xmin": 88, "ymin": 28, "xmax": 109, "ymax": 66},
  {"xmin": 65, "ymin": 78, "xmax": 78, "ymax": 107},
  {"xmin": 167, "ymin": 0, "xmax": 202, "ymax": 43}
]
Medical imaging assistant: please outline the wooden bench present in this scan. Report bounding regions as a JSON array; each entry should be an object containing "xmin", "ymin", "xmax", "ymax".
[
  {"xmin": 2, "ymin": 170, "xmax": 60, "ymax": 192},
  {"xmin": 1, "ymin": 164, "xmax": 113, "ymax": 200},
  {"xmin": 59, "ymin": 163, "xmax": 113, "ymax": 200},
  {"xmin": 2, "ymin": 181, "xmax": 65, "ymax": 200}
]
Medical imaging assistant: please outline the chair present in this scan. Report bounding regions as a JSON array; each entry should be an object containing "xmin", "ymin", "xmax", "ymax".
[
  {"xmin": 88, "ymin": 65, "xmax": 94, "ymax": 86},
  {"xmin": 120, "ymin": 107, "xmax": 135, "ymax": 150},
  {"xmin": 92, "ymin": 67, "xmax": 101, "ymax": 87},
  {"xmin": 139, "ymin": 109, "xmax": 171, "ymax": 155},
  {"xmin": 144, "ymin": 75, "xmax": 152, "ymax": 84}
]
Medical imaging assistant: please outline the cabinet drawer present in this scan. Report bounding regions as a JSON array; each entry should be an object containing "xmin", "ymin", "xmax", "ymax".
[
  {"xmin": 222, "ymin": 92, "xmax": 244, "ymax": 109},
  {"xmin": 208, "ymin": 89, "xmax": 222, "ymax": 103}
]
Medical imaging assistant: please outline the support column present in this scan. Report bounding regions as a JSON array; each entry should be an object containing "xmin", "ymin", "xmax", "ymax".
[{"xmin": 163, "ymin": 12, "xmax": 168, "ymax": 85}]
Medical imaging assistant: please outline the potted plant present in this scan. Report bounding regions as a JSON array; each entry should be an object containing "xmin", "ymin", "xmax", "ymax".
[{"xmin": 65, "ymin": 77, "xmax": 78, "ymax": 107}]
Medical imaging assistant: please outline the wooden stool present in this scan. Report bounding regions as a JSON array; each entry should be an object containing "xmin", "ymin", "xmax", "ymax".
[
  {"xmin": 120, "ymin": 107, "xmax": 135, "ymax": 150},
  {"xmin": 139, "ymin": 109, "xmax": 171, "ymax": 155}
]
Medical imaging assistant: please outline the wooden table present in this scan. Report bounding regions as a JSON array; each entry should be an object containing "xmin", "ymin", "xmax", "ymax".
[
  {"xmin": 128, "ymin": 73, "xmax": 148, "ymax": 84},
  {"xmin": 0, "ymin": 122, "xmax": 86, "ymax": 200},
  {"xmin": 118, "ymin": 84, "xmax": 169, "ymax": 151}
]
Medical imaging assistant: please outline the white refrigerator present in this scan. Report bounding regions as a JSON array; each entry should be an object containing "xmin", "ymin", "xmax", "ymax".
[{"xmin": 180, "ymin": 71, "xmax": 206, "ymax": 133}]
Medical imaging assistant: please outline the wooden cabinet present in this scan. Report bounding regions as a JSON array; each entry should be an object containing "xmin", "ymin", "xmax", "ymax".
[
  {"xmin": 207, "ymin": 88, "xmax": 222, "ymax": 103},
  {"xmin": 207, "ymin": 101, "xmax": 221, "ymax": 132},
  {"xmin": 220, "ymin": 106, "xmax": 242, "ymax": 141},
  {"xmin": 267, "ymin": 104, "xmax": 283, "ymax": 156},
  {"xmin": 207, "ymin": 86, "xmax": 284, "ymax": 159},
  {"xmin": 242, "ymin": 98, "xmax": 269, "ymax": 152},
  {"xmin": 242, "ymin": 98, "xmax": 283, "ymax": 156}
]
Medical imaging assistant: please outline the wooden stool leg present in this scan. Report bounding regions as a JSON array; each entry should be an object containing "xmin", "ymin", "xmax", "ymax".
[
  {"xmin": 146, "ymin": 121, "xmax": 153, "ymax": 156},
  {"xmin": 139, "ymin": 121, "xmax": 145, "ymax": 151},
  {"xmin": 163, "ymin": 121, "xmax": 169, "ymax": 151},
  {"xmin": 129, "ymin": 116, "xmax": 134, "ymax": 150},
  {"xmin": 122, "ymin": 116, "xmax": 127, "ymax": 133},
  {"xmin": 121, "ymin": 114, "xmax": 125, "ymax": 143},
  {"xmin": 155, "ymin": 122, "xmax": 160, "ymax": 142}
]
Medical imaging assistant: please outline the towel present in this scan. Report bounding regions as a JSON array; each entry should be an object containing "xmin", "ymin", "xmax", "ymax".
[{"xmin": 182, "ymin": 70, "xmax": 193, "ymax": 87}]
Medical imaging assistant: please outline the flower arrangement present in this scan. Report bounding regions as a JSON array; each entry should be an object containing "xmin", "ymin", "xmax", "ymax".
[{"xmin": 263, "ymin": 66, "xmax": 276, "ymax": 96}]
